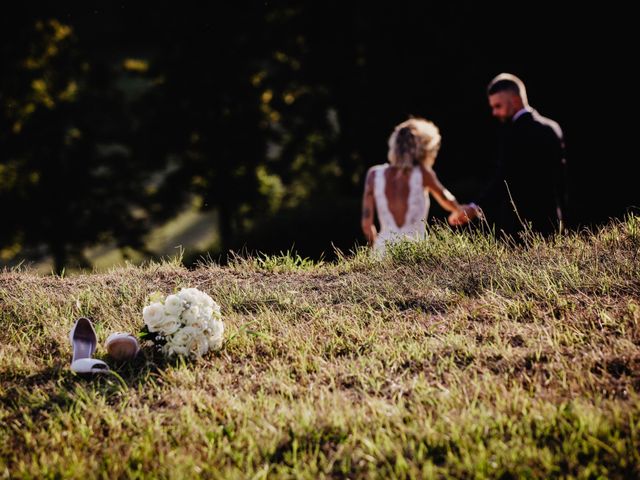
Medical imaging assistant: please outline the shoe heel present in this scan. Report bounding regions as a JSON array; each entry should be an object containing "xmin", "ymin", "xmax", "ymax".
[{"xmin": 105, "ymin": 333, "xmax": 140, "ymax": 361}]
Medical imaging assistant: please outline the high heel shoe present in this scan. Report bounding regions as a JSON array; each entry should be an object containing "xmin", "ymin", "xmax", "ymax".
[
  {"xmin": 105, "ymin": 332, "xmax": 140, "ymax": 361},
  {"xmin": 69, "ymin": 317, "xmax": 109, "ymax": 374}
]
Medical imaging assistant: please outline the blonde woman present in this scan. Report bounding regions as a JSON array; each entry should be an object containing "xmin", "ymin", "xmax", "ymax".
[{"xmin": 361, "ymin": 117, "xmax": 477, "ymax": 254}]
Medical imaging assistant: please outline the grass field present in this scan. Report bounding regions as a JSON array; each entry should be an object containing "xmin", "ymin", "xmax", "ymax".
[{"xmin": 1, "ymin": 218, "xmax": 639, "ymax": 478}]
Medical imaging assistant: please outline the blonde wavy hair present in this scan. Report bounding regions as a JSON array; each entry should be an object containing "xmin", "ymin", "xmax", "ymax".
[{"xmin": 387, "ymin": 117, "xmax": 441, "ymax": 169}]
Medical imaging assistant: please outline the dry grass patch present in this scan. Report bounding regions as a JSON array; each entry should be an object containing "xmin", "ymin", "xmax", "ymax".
[{"xmin": 1, "ymin": 217, "xmax": 640, "ymax": 478}]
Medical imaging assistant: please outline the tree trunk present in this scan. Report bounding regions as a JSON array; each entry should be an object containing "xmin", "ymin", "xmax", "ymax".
[{"xmin": 51, "ymin": 240, "xmax": 67, "ymax": 275}]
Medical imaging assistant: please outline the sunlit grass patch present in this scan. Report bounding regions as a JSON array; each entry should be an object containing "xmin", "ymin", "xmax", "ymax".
[{"xmin": 1, "ymin": 216, "xmax": 640, "ymax": 478}]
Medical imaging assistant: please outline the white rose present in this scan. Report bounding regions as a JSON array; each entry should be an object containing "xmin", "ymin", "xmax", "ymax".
[
  {"xmin": 184, "ymin": 288, "xmax": 215, "ymax": 308},
  {"xmin": 156, "ymin": 313, "xmax": 181, "ymax": 336},
  {"xmin": 200, "ymin": 292, "xmax": 215, "ymax": 308},
  {"xmin": 210, "ymin": 319, "xmax": 224, "ymax": 338},
  {"xmin": 206, "ymin": 320, "xmax": 225, "ymax": 351},
  {"xmin": 186, "ymin": 318, "xmax": 206, "ymax": 332},
  {"xmin": 177, "ymin": 288, "xmax": 198, "ymax": 306},
  {"xmin": 182, "ymin": 306, "xmax": 200, "ymax": 325},
  {"xmin": 200, "ymin": 306, "xmax": 214, "ymax": 321},
  {"xmin": 195, "ymin": 335, "xmax": 210, "ymax": 357},
  {"xmin": 164, "ymin": 294, "xmax": 184, "ymax": 316},
  {"xmin": 208, "ymin": 333, "xmax": 223, "ymax": 351},
  {"xmin": 167, "ymin": 326, "xmax": 202, "ymax": 357},
  {"xmin": 143, "ymin": 302, "xmax": 165, "ymax": 331}
]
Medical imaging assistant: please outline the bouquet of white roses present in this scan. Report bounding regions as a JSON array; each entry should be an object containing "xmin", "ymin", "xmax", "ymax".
[{"xmin": 141, "ymin": 287, "xmax": 224, "ymax": 359}]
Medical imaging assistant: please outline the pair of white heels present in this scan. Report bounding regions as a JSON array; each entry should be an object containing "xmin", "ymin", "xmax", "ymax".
[{"xmin": 69, "ymin": 317, "xmax": 140, "ymax": 374}]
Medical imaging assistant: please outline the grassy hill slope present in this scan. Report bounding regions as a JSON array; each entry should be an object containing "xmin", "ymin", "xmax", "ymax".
[{"xmin": 1, "ymin": 218, "xmax": 639, "ymax": 478}]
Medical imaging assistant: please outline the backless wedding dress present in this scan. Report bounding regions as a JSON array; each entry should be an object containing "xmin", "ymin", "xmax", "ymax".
[{"xmin": 372, "ymin": 164, "xmax": 429, "ymax": 255}]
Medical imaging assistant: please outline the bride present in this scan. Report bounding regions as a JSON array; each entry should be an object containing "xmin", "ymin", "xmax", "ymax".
[{"xmin": 361, "ymin": 117, "xmax": 478, "ymax": 254}]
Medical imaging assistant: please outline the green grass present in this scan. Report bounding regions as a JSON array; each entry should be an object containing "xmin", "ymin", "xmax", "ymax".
[{"xmin": 1, "ymin": 217, "xmax": 640, "ymax": 478}]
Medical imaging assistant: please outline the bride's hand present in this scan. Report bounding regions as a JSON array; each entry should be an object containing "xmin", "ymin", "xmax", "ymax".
[
  {"xmin": 448, "ymin": 204, "xmax": 481, "ymax": 226},
  {"xmin": 448, "ymin": 210, "xmax": 467, "ymax": 226}
]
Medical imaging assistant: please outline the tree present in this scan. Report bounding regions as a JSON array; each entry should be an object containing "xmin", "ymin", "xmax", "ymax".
[
  {"xmin": 130, "ymin": 3, "xmax": 356, "ymax": 257},
  {"xmin": 0, "ymin": 18, "xmax": 167, "ymax": 272}
]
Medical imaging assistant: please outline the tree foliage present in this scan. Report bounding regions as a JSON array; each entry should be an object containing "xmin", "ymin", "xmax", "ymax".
[{"xmin": 0, "ymin": 3, "xmax": 634, "ymax": 270}]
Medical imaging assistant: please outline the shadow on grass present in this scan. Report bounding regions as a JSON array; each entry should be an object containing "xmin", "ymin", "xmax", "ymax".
[{"xmin": 0, "ymin": 349, "xmax": 198, "ymax": 419}]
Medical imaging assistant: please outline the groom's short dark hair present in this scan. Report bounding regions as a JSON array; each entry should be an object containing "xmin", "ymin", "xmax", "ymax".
[{"xmin": 487, "ymin": 73, "xmax": 528, "ymax": 103}]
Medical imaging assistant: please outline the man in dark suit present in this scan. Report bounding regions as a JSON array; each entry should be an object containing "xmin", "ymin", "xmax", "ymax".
[{"xmin": 453, "ymin": 73, "xmax": 568, "ymax": 236}]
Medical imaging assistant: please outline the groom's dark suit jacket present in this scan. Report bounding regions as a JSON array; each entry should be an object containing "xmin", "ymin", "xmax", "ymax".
[{"xmin": 480, "ymin": 109, "xmax": 568, "ymax": 236}]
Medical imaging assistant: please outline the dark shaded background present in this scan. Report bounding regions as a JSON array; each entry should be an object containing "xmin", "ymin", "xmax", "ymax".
[{"xmin": 1, "ymin": 1, "xmax": 637, "ymax": 270}]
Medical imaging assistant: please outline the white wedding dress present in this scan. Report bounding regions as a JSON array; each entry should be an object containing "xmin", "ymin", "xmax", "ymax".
[{"xmin": 372, "ymin": 164, "xmax": 429, "ymax": 255}]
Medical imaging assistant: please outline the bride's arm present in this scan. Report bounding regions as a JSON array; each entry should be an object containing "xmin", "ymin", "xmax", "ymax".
[
  {"xmin": 421, "ymin": 165, "xmax": 482, "ymax": 225},
  {"xmin": 361, "ymin": 168, "xmax": 378, "ymax": 246},
  {"xmin": 421, "ymin": 165, "xmax": 461, "ymax": 213}
]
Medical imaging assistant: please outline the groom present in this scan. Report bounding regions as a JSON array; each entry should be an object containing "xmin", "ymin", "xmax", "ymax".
[{"xmin": 452, "ymin": 73, "xmax": 568, "ymax": 236}]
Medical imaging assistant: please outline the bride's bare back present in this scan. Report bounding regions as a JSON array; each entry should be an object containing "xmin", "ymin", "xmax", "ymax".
[{"xmin": 383, "ymin": 166, "xmax": 416, "ymax": 228}]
